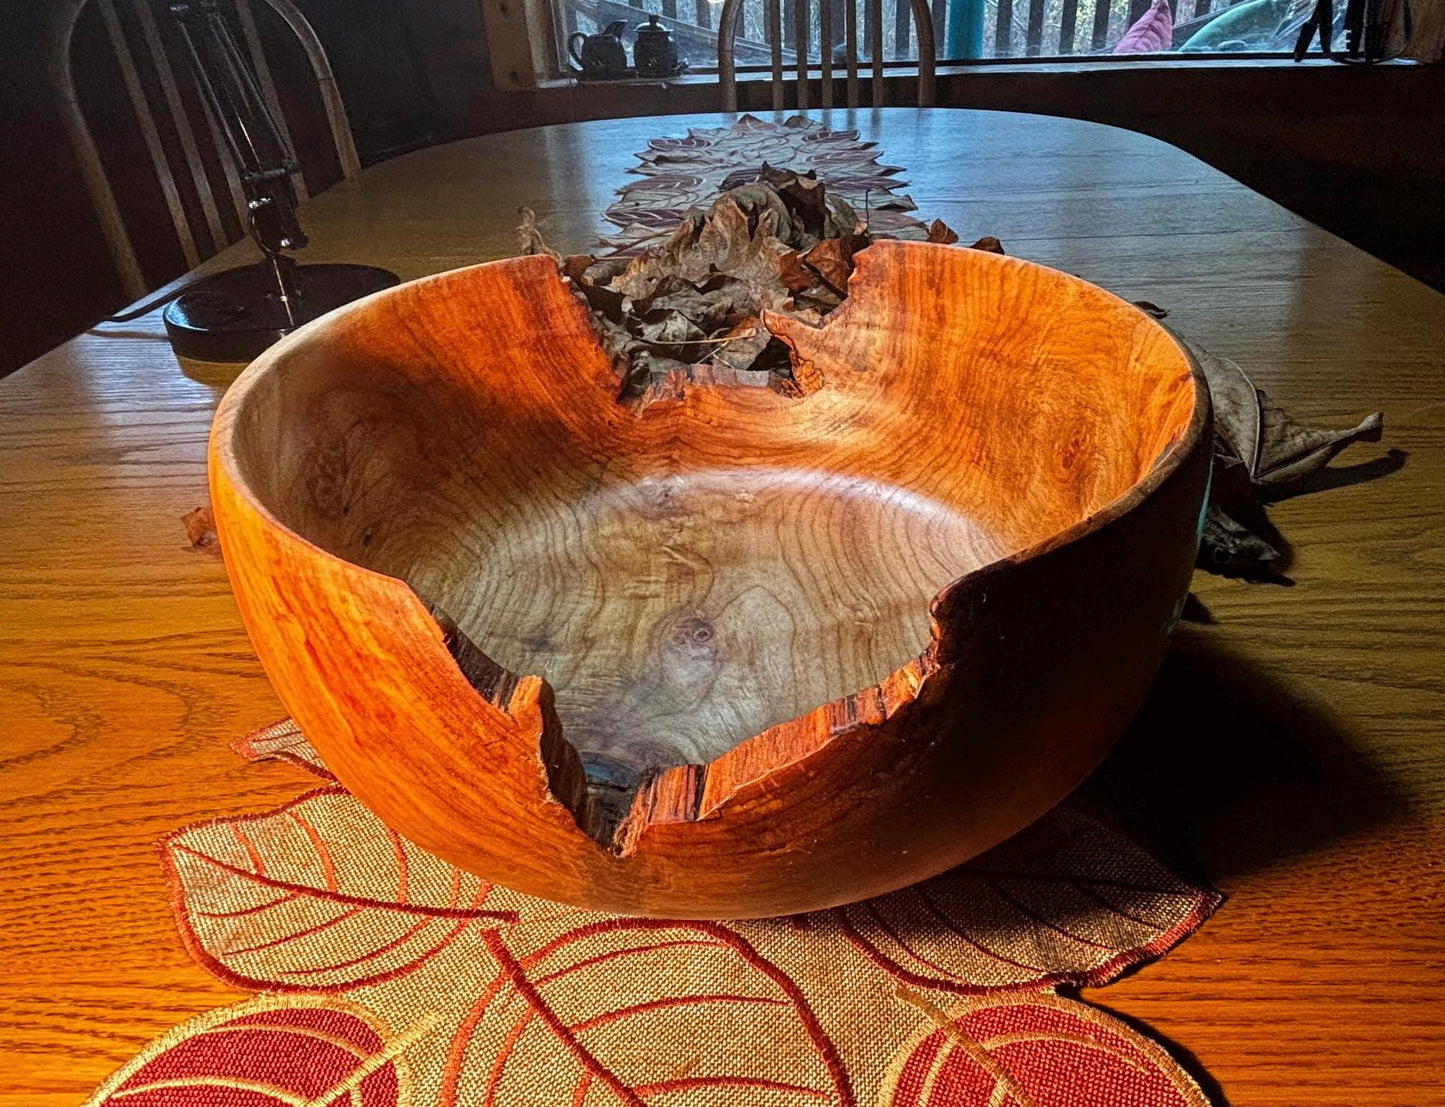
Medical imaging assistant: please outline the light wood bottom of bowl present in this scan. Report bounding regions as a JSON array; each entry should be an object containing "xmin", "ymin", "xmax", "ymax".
[{"xmin": 446, "ymin": 465, "xmax": 1004, "ymax": 830}]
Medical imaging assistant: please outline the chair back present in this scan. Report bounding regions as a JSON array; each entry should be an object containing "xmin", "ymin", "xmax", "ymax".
[
  {"xmin": 718, "ymin": 0, "xmax": 936, "ymax": 111},
  {"xmin": 48, "ymin": 0, "xmax": 360, "ymax": 300}
]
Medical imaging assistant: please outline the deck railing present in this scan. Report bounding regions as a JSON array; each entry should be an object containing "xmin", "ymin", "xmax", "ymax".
[{"xmin": 561, "ymin": 0, "xmax": 1249, "ymax": 66}]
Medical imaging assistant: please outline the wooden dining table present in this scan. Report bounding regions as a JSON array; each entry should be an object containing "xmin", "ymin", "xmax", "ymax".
[{"xmin": 2, "ymin": 108, "xmax": 1442, "ymax": 1106}]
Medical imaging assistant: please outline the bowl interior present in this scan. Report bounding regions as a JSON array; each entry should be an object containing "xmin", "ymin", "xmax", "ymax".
[{"xmin": 226, "ymin": 247, "xmax": 1195, "ymax": 827}]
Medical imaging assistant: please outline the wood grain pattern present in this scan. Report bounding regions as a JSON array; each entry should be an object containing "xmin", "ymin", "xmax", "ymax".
[
  {"xmin": 2, "ymin": 110, "xmax": 1443, "ymax": 1103},
  {"xmin": 207, "ymin": 241, "xmax": 1208, "ymax": 916}
]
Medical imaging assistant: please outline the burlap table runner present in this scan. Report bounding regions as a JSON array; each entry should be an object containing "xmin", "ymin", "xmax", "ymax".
[{"xmin": 84, "ymin": 719, "xmax": 1219, "ymax": 1106}]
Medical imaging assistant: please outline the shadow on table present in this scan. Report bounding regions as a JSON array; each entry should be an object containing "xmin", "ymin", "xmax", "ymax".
[
  {"xmin": 1084, "ymin": 998, "xmax": 1237, "ymax": 1107},
  {"xmin": 1081, "ymin": 626, "xmax": 1410, "ymax": 885}
]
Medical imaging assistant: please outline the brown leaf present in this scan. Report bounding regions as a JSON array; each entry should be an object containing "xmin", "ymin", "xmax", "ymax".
[
  {"xmin": 803, "ymin": 237, "xmax": 855, "ymax": 294},
  {"xmin": 1182, "ymin": 337, "xmax": 1387, "ymax": 577},
  {"xmin": 826, "ymin": 194, "xmax": 864, "ymax": 239},
  {"xmin": 688, "ymin": 193, "xmax": 798, "ymax": 298},
  {"xmin": 637, "ymin": 308, "xmax": 707, "ymax": 353},
  {"xmin": 926, "ymin": 219, "xmax": 959, "ymax": 245},
  {"xmin": 516, "ymin": 208, "xmax": 560, "ymax": 262},
  {"xmin": 708, "ymin": 315, "xmax": 779, "ymax": 375},
  {"xmin": 1185, "ymin": 339, "xmax": 1384, "ymax": 497},
  {"xmin": 1200, "ymin": 503, "xmax": 1282, "ymax": 575},
  {"xmin": 560, "ymin": 254, "xmax": 595, "ymax": 283},
  {"xmin": 777, "ymin": 249, "xmax": 817, "ymax": 294},
  {"xmin": 968, "ymin": 235, "xmax": 1005, "ymax": 254},
  {"xmin": 181, "ymin": 505, "xmax": 218, "ymax": 552},
  {"xmin": 1257, "ymin": 405, "xmax": 1385, "ymax": 495},
  {"xmin": 779, "ymin": 175, "xmax": 829, "ymax": 240}
]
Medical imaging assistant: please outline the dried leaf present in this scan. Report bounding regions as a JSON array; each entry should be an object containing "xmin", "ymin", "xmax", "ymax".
[
  {"xmin": 780, "ymin": 175, "xmax": 829, "ymax": 240},
  {"xmin": 926, "ymin": 219, "xmax": 959, "ymax": 245},
  {"xmin": 1256, "ymin": 406, "xmax": 1385, "ymax": 495},
  {"xmin": 708, "ymin": 315, "xmax": 773, "ymax": 373},
  {"xmin": 803, "ymin": 237, "xmax": 855, "ymax": 294},
  {"xmin": 637, "ymin": 308, "xmax": 707, "ymax": 353},
  {"xmin": 1186, "ymin": 339, "xmax": 1384, "ymax": 496},
  {"xmin": 826, "ymin": 194, "xmax": 864, "ymax": 239},
  {"xmin": 181, "ymin": 505, "xmax": 218, "ymax": 552},
  {"xmin": 1200, "ymin": 503, "xmax": 1282, "ymax": 575},
  {"xmin": 1183, "ymin": 338, "xmax": 1387, "ymax": 576},
  {"xmin": 516, "ymin": 207, "xmax": 560, "ymax": 262},
  {"xmin": 777, "ymin": 249, "xmax": 818, "ymax": 294},
  {"xmin": 560, "ymin": 254, "xmax": 595, "ymax": 283},
  {"xmin": 652, "ymin": 274, "xmax": 756, "ymax": 331}
]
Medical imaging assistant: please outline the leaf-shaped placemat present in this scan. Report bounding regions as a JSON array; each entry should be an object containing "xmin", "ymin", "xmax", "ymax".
[
  {"xmin": 830, "ymin": 805, "xmax": 1220, "ymax": 993},
  {"xmin": 84, "ymin": 994, "xmax": 432, "ymax": 1107},
  {"xmin": 445, "ymin": 920, "xmax": 854, "ymax": 1106},
  {"xmin": 884, "ymin": 989, "xmax": 1211, "ymax": 1107},
  {"xmin": 163, "ymin": 786, "xmax": 516, "ymax": 991},
  {"xmin": 130, "ymin": 715, "xmax": 1225, "ymax": 1106},
  {"xmin": 231, "ymin": 723, "xmax": 1216, "ymax": 998},
  {"xmin": 230, "ymin": 717, "xmax": 334, "ymax": 780}
]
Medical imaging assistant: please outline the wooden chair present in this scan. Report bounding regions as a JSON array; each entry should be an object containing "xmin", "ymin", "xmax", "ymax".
[
  {"xmin": 48, "ymin": 0, "xmax": 361, "ymax": 301},
  {"xmin": 718, "ymin": 0, "xmax": 936, "ymax": 111}
]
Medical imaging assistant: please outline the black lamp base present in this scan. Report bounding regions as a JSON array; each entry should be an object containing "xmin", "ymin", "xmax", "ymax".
[{"xmin": 163, "ymin": 262, "xmax": 400, "ymax": 362}]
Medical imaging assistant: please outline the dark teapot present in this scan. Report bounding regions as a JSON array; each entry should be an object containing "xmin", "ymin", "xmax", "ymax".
[
  {"xmin": 569, "ymin": 21, "xmax": 630, "ymax": 79},
  {"xmin": 633, "ymin": 14, "xmax": 687, "ymax": 78}
]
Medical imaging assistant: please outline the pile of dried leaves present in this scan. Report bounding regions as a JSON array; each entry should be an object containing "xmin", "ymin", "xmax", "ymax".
[
  {"xmin": 519, "ymin": 166, "xmax": 985, "ymax": 396},
  {"xmin": 518, "ymin": 170, "xmax": 1388, "ymax": 581}
]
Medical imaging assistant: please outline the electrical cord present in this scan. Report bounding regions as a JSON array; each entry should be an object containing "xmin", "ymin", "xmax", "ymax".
[{"xmin": 102, "ymin": 282, "xmax": 197, "ymax": 323}]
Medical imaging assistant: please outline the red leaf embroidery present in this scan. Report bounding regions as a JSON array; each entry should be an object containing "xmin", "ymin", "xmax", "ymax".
[
  {"xmin": 231, "ymin": 718, "xmax": 335, "ymax": 780},
  {"xmin": 163, "ymin": 786, "xmax": 518, "ymax": 992},
  {"xmin": 883, "ymin": 989, "xmax": 1210, "ymax": 1107},
  {"xmin": 833, "ymin": 806, "xmax": 1220, "ymax": 993},
  {"xmin": 441, "ymin": 919, "xmax": 856, "ymax": 1106},
  {"xmin": 84, "ymin": 994, "xmax": 431, "ymax": 1107}
]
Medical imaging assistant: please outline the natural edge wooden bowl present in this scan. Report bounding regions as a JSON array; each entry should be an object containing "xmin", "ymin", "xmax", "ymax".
[{"xmin": 209, "ymin": 240, "xmax": 1212, "ymax": 918}]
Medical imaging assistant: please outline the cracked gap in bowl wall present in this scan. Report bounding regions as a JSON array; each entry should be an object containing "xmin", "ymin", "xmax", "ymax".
[{"xmin": 412, "ymin": 469, "xmax": 1006, "ymax": 850}]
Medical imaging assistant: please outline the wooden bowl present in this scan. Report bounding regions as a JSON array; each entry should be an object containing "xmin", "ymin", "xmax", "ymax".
[{"xmin": 210, "ymin": 240, "xmax": 1211, "ymax": 918}]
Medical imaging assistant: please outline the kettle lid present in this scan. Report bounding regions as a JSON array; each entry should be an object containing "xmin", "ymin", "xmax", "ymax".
[{"xmin": 637, "ymin": 13, "xmax": 669, "ymax": 35}]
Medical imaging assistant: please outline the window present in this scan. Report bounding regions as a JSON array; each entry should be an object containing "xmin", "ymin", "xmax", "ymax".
[{"xmin": 552, "ymin": 0, "xmax": 1330, "ymax": 72}]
